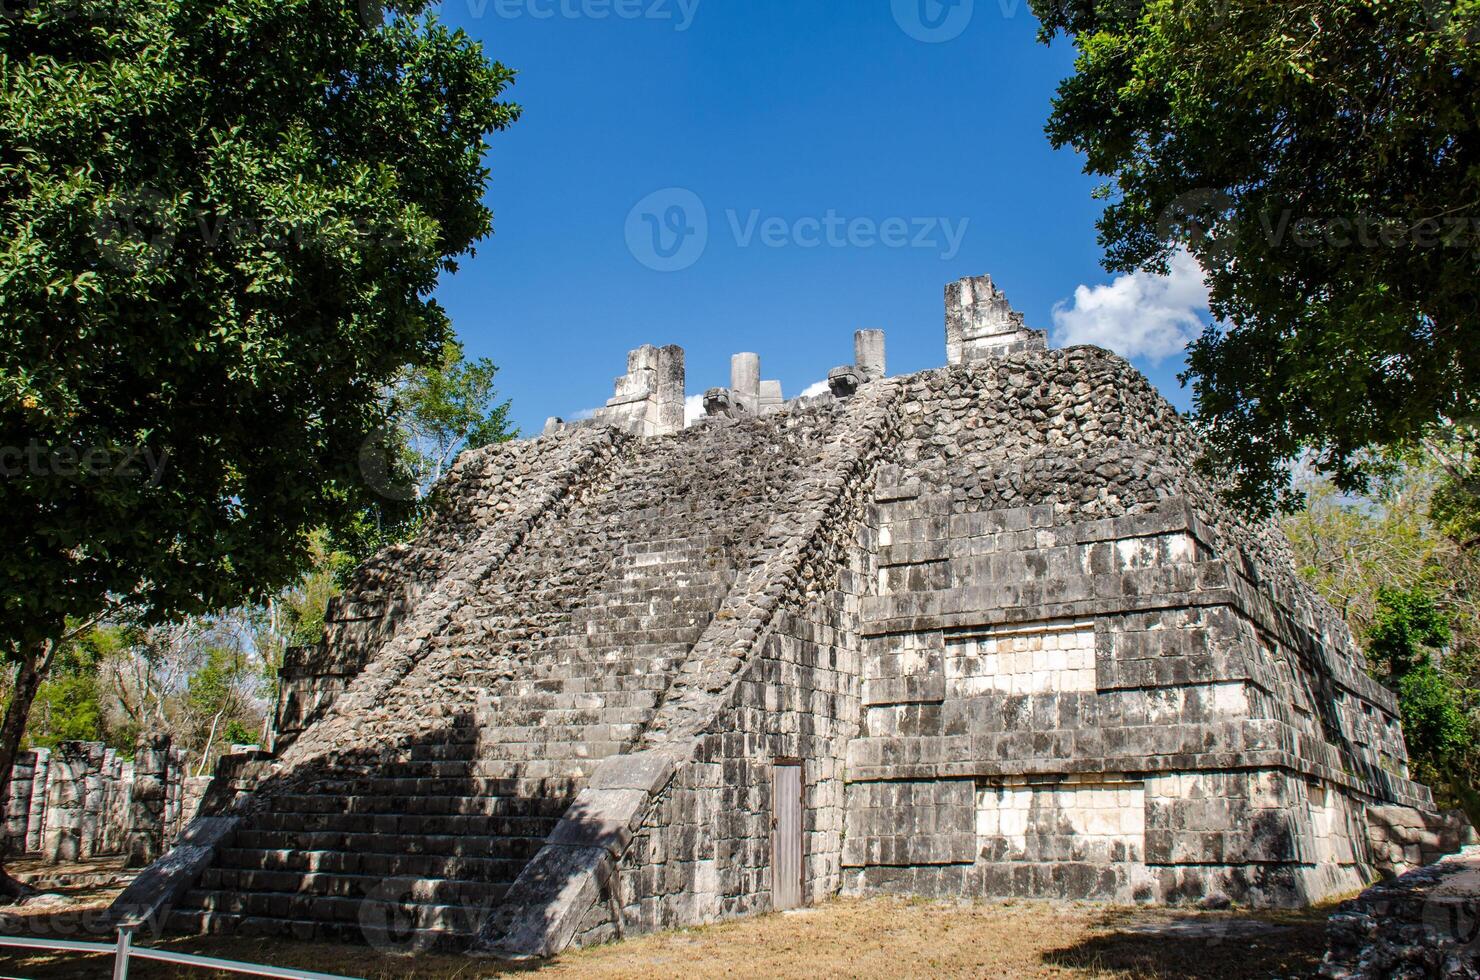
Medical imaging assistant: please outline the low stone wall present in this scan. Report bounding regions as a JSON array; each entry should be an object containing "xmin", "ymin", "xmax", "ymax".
[
  {"xmin": 1368, "ymin": 806, "xmax": 1478, "ymax": 879},
  {"xmin": 3, "ymin": 739, "xmax": 196, "ymax": 865},
  {"xmin": 1323, "ymin": 845, "xmax": 1480, "ymax": 978}
]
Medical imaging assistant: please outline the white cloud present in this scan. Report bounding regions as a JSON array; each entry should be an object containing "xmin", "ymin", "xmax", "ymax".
[
  {"xmin": 1051, "ymin": 250, "xmax": 1212, "ymax": 362},
  {"xmin": 684, "ymin": 393, "xmax": 705, "ymax": 425},
  {"xmin": 798, "ymin": 380, "xmax": 830, "ymax": 398}
]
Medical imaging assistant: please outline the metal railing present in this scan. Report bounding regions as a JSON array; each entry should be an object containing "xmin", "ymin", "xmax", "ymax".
[{"xmin": 0, "ymin": 928, "xmax": 360, "ymax": 980}]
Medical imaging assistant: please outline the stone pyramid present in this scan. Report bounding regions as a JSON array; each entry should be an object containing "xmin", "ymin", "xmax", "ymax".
[{"xmin": 112, "ymin": 276, "xmax": 1462, "ymax": 957}]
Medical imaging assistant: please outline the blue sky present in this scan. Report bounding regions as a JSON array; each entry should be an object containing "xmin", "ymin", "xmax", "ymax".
[{"xmin": 429, "ymin": 0, "xmax": 1215, "ymax": 434}]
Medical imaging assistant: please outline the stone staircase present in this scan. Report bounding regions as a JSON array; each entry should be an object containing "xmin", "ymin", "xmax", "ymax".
[{"xmin": 166, "ymin": 416, "xmax": 833, "ymax": 947}]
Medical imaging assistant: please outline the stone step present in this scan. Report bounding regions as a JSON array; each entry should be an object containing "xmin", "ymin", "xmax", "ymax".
[
  {"xmin": 216, "ymin": 847, "xmax": 528, "ymax": 883},
  {"xmin": 251, "ymin": 810, "xmax": 556, "ymax": 837},
  {"xmin": 478, "ymin": 722, "xmax": 642, "ymax": 744},
  {"xmin": 614, "ymin": 573, "xmax": 732, "ymax": 590},
  {"xmin": 521, "ymin": 659, "xmax": 683, "ymax": 681},
  {"xmin": 579, "ymin": 579, "xmax": 730, "ymax": 598},
  {"xmin": 167, "ymin": 908, "xmax": 472, "ymax": 950},
  {"xmin": 618, "ymin": 549, "xmax": 732, "ymax": 565},
  {"xmin": 198, "ymin": 867, "xmax": 510, "ymax": 906},
  {"xmin": 232, "ymin": 829, "xmax": 547, "ymax": 860},
  {"xmin": 301, "ymin": 774, "xmax": 582, "ymax": 798},
  {"xmin": 568, "ymin": 614, "xmax": 716, "ymax": 634},
  {"xmin": 480, "ymin": 740, "xmax": 629, "ymax": 763},
  {"xmin": 179, "ymin": 890, "xmax": 488, "ymax": 935},
  {"xmin": 621, "ymin": 533, "xmax": 731, "ymax": 553},
  {"xmin": 268, "ymin": 793, "xmax": 571, "ymax": 817},
  {"xmin": 509, "ymin": 673, "xmax": 671, "ymax": 696},
  {"xmin": 483, "ymin": 690, "xmax": 659, "ymax": 712},
  {"xmin": 567, "ymin": 616, "xmax": 713, "ymax": 636},
  {"xmin": 479, "ymin": 706, "xmax": 651, "ymax": 728},
  {"xmin": 308, "ymin": 758, "xmax": 601, "ymax": 780}
]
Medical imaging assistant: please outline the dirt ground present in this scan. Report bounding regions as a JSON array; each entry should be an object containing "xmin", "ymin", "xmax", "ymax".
[{"xmin": 0, "ymin": 872, "xmax": 1338, "ymax": 979}]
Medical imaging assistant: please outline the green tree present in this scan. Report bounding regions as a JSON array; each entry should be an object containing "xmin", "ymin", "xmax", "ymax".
[
  {"xmin": 396, "ymin": 338, "xmax": 516, "ymax": 496},
  {"xmin": 0, "ymin": 0, "xmax": 518, "ymax": 893},
  {"xmin": 23, "ymin": 629, "xmax": 112, "ymax": 749},
  {"xmin": 1398, "ymin": 664, "xmax": 1472, "ymax": 768},
  {"xmin": 1032, "ymin": 0, "xmax": 1480, "ymax": 515},
  {"xmin": 1367, "ymin": 587, "xmax": 1477, "ymax": 811},
  {"xmin": 1368, "ymin": 585, "xmax": 1453, "ymax": 678}
]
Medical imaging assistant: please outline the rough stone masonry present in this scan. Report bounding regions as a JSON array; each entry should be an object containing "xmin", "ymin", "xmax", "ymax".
[{"xmin": 111, "ymin": 274, "xmax": 1470, "ymax": 956}]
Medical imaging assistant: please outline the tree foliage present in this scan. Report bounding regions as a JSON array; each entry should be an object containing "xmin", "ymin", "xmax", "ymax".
[
  {"xmin": 0, "ymin": 3, "xmax": 517, "ymax": 889},
  {"xmin": 1398, "ymin": 662, "xmax": 1473, "ymax": 764},
  {"xmin": 1, "ymin": 0, "xmax": 519, "ymax": 657},
  {"xmin": 395, "ymin": 338, "xmax": 515, "ymax": 495},
  {"xmin": 1368, "ymin": 585, "xmax": 1454, "ymax": 677},
  {"xmin": 1033, "ymin": 0, "xmax": 1480, "ymax": 514},
  {"xmin": 1284, "ymin": 446, "xmax": 1480, "ymax": 817}
]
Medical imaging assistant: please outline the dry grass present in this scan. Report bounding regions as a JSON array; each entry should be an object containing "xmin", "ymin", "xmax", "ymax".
[{"xmin": 0, "ymin": 876, "xmax": 1334, "ymax": 979}]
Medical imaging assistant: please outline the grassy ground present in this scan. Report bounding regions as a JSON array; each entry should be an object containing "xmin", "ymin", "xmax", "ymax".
[{"xmin": 0, "ymin": 873, "xmax": 1337, "ymax": 979}]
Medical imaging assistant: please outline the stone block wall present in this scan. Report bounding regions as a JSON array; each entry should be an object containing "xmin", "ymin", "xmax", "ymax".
[
  {"xmin": 4, "ymin": 740, "xmax": 194, "ymax": 864},
  {"xmin": 836, "ymin": 348, "xmax": 1437, "ymax": 909}
]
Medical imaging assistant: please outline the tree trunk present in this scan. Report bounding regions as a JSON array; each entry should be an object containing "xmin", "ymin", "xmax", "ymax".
[{"xmin": 0, "ymin": 637, "xmax": 54, "ymax": 900}]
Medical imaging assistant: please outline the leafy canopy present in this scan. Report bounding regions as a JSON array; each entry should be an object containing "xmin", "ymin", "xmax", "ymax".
[
  {"xmin": 0, "ymin": 0, "xmax": 519, "ymax": 654},
  {"xmin": 1033, "ymin": 0, "xmax": 1480, "ymax": 514},
  {"xmin": 1368, "ymin": 584, "xmax": 1454, "ymax": 676}
]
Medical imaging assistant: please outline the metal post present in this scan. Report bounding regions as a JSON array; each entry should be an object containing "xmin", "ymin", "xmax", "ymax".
[{"xmin": 112, "ymin": 926, "xmax": 132, "ymax": 980}]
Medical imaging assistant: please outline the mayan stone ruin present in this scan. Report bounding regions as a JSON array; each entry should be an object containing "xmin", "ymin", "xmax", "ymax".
[
  {"xmin": 2, "ymin": 738, "xmax": 209, "ymax": 870},
  {"xmin": 109, "ymin": 275, "xmax": 1469, "ymax": 956}
]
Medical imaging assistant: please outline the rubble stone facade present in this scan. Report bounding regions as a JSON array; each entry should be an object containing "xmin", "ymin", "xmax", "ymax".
[{"xmin": 115, "ymin": 276, "xmax": 1462, "ymax": 956}]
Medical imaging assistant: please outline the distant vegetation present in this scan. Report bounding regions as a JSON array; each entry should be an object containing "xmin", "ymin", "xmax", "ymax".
[{"xmin": 1284, "ymin": 433, "xmax": 1480, "ymax": 819}]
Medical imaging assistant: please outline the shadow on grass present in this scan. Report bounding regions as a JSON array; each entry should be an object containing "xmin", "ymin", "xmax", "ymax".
[{"xmin": 1041, "ymin": 910, "xmax": 1330, "ymax": 980}]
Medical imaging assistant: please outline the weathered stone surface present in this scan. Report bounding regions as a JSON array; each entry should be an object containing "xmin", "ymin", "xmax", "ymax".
[
  {"xmin": 115, "ymin": 275, "xmax": 1465, "ymax": 957},
  {"xmin": 109, "ymin": 816, "xmax": 241, "ymax": 931},
  {"xmin": 1322, "ymin": 845, "xmax": 1480, "ymax": 978}
]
